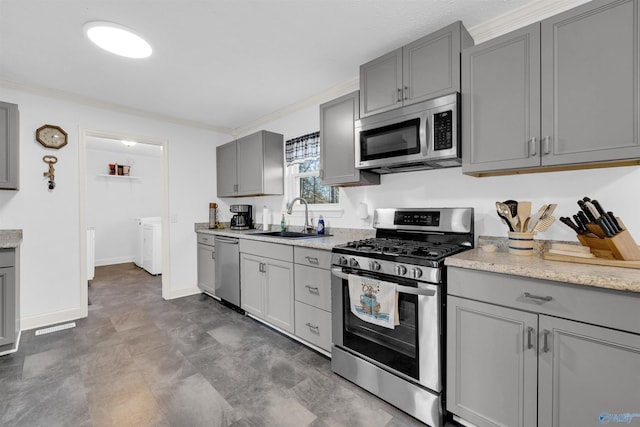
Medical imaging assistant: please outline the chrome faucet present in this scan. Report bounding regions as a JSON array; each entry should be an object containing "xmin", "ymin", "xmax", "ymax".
[{"xmin": 286, "ymin": 197, "xmax": 314, "ymax": 233}]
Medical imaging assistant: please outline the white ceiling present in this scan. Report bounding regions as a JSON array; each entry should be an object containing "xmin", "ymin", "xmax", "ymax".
[{"xmin": 1, "ymin": 0, "xmax": 537, "ymax": 133}]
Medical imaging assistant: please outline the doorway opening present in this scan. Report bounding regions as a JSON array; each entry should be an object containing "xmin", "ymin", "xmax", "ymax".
[{"xmin": 78, "ymin": 128, "xmax": 170, "ymax": 319}]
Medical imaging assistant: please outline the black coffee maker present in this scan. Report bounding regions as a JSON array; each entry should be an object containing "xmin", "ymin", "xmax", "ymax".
[{"xmin": 230, "ymin": 204, "xmax": 253, "ymax": 230}]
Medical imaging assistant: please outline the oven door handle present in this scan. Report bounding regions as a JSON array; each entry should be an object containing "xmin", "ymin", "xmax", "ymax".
[{"xmin": 331, "ymin": 268, "xmax": 435, "ymax": 297}]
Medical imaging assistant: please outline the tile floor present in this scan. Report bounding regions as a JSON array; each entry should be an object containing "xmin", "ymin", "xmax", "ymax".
[{"xmin": 0, "ymin": 263, "xmax": 430, "ymax": 426}]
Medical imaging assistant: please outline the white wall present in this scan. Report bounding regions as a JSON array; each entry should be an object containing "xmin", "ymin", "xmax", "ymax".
[
  {"xmin": 86, "ymin": 144, "xmax": 162, "ymax": 266},
  {"xmin": 0, "ymin": 86, "xmax": 229, "ymax": 329}
]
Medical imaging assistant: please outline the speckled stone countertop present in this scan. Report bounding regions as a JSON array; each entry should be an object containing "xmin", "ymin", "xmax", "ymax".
[
  {"xmin": 0, "ymin": 229, "xmax": 22, "ymax": 248},
  {"xmin": 194, "ymin": 223, "xmax": 374, "ymax": 251},
  {"xmin": 445, "ymin": 236, "xmax": 640, "ymax": 293}
]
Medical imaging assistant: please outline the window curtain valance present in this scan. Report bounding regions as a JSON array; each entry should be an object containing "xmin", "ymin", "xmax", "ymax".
[{"xmin": 285, "ymin": 131, "xmax": 320, "ymax": 165}]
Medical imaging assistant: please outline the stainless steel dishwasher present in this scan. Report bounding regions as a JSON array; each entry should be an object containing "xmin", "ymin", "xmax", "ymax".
[{"xmin": 214, "ymin": 236, "xmax": 241, "ymax": 308}]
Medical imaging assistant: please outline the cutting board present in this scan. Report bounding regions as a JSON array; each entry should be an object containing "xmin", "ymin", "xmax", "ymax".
[{"xmin": 543, "ymin": 251, "xmax": 640, "ymax": 269}]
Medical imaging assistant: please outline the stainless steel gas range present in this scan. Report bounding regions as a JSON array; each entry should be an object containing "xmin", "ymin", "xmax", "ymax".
[{"xmin": 330, "ymin": 207, "xmax": 474, "ymax": 427}]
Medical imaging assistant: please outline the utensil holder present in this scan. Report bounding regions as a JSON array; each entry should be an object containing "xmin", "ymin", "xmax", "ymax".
[
  {"xmin": 508, "ymin": 232, "xmax": 535, "ymax": 256},
  {"xmin": 577, "ymin": 219, "xmax": 640, "ymax": 261}
]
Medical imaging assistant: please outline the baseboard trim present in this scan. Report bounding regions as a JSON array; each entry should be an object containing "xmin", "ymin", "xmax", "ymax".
[
  {"xmin": 95, "ymin": 256, "xmax": 135, "ymax": 267},
  {"xmin": 164, "ymin": 285, "xmax": 201, "ymax": 300},
  {"xmin": 20, "ymin": 307, "xmax": 85, "ymax": 331}
]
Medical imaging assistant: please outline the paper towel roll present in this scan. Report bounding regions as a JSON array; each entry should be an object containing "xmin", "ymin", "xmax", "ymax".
[{"xmin": 262, "ymin": 206, "xmax": 269, "ymax": 231}]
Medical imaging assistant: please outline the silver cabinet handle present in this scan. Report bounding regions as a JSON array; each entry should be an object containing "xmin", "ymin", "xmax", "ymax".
[
  {"xmin": 305, "ymin": 322, "xmax": 320, "ymax": 333},
  {"xmin": 542, "ymin": 329, "xmax": 550, "ymax": 353},
  {"xmin": 528, "ymin": 137, "xmax": 537, "ymax": 157},
  {"xmin": 542, "ymin": 136, "xmax": 551, "ymax": 155},
  {"xmin": 319, "ymin": 169, "xmax": 324, "ymax": 179},
  {"xmin": 305, "ymin": 285, "xmax": 319, "ymax": 294},
  {"xmin": 211, "ymin": 252, "xmax": 215, "ymax": 260},
  {"xmin": 524, "ymin": 292, "xmax": 553, "ymax": 302},
  {"xmin": 404, "ymin": 86, "xmax": 409, "ymax": 100},
  {"xmin": 305, "ymin": 256, "xmax": 319, "ymax": 265},
  {"xmin": 233, "ymin": 184, "xmax": 238, "ymax": 192},
  {"xmin": 526, "ymin": 326, "xmax": 535, "ymax": 350},
  {"xmin": 259, "ymin": 263, "xmax": 266, "ymax": 273},
  {"xmin": 397, "ymin": 88, "xmax": 402, "ymax": 103}
]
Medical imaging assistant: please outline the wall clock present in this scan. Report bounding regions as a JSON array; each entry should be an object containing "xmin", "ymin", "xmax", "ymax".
[{"xmin": 36, "ymin": 124, "xmax": 68, "ymax": 149}]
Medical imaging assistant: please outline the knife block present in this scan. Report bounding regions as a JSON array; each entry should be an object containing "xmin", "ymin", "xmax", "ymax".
[{"xmin": 577, "ymin": 219, "xmax": 640, "ymax": 261}]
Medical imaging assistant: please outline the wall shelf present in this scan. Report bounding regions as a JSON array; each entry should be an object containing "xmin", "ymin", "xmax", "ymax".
[{"xmin": 96, "ymin": 174, "xmax": 140, "ymax": 180}]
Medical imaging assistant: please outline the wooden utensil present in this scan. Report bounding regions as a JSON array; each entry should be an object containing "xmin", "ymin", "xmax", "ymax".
[{"xmin": 517, "ymin": 201, "xmax": 532, "ymax": 232}]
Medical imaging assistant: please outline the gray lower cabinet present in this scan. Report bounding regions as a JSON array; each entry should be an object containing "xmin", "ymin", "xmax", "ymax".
[
  {"xmin": 240, "ymin": 240, "xmax": 294, "ymax": 333},
  {"xmin": 196, "ymin": 233, "xmax": 215, "ymax": 296},
  {"xmin": 293, "ymin": 247, "xmax": 332, "ymax": 352},
  {"xmin": 463, "ymin": 0, "xmax": 640, "ymax": 176},
  {"xmin": 0, "ymin": 101, "xmax": 19, "ymax": 190},
  {"xmin": 216, "ymin": 130, "xmax": 284, "ymax": 197},
  {"xmin": 360, "ymin": 21, "xmax": 473, "ymax": 118},
  {"xmin": 0, "ymin": 248, "xmax": 19, "ymax": 353},
  {"xmin": 447, "ymin": 267, "xmax": 640, "ymax": 427},
  {"xmin": 319, "ymin": 91, "xmax": 379, "ymax": 187}
]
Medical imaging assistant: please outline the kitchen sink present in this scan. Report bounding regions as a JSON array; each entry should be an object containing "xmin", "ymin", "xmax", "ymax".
[{"xmin": 254, "ymin": 231, "xmax": 331, "ymax": 239}]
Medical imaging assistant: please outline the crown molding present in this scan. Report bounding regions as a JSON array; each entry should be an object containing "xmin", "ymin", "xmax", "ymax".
[
  {"xmin": 0, "ymin": 78, "xmax": 234, "ymax": 135},
  {"xmin": 232, "ymin": 77, "xmax": 359, "ymax": 137},
  {"xmin": 468, "ymin": 0, "xmax": 592, "ymax": 44}
]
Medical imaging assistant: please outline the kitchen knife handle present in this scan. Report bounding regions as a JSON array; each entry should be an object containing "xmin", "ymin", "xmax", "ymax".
[
  {"xmin": 528, "ymin": 137, "xmax": 537, "ymax": 157},
  {"xmin": 591, "ymin": 199, "xmax": 606, "ymax": 215},
  {"xmin": 578, "ymin": 211, "xmax": 591, "ymax": 226},
  {"xmin": 578, "ymin": 200, "xmax": 597, "ymax": 223},
  {"xmin": 573, "ymin": 214, "xmax": 587, "ymax": 234},
  {"xmin": 560, "ymin": 216, "xmax": 580, "ymax": 234},
  {"xmin": 597, "ymin": 216, "xmax": 615, "ymax": 237},
  {"xmin": 607, "ymin": 212, "xmax": 623, "ymax": 231}
]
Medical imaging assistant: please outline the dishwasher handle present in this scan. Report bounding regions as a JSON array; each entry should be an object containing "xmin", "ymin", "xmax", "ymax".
[{"xmin": 215, "ymin": 236, "xmax": 239, "ymax": 244}]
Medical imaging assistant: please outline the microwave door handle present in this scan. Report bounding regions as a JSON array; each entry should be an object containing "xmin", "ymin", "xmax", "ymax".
[
  {"xmin": 330, "ymin": 268, "xmax": 435, "ymax": 297},
  {"xmin": 420, "ymin": 113, "xmax": 429, "ymax": 158}
]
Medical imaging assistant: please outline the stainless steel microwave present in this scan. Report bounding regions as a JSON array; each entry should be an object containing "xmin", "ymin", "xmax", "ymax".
[{"xmin": 355, "ymin": 93, "xmax": 460, "ymax": 174}]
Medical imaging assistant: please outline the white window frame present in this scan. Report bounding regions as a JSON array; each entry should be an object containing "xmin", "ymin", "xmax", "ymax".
[{"xmin": 286, "ymin": 159, "xmax": 343, "ymax": 218}]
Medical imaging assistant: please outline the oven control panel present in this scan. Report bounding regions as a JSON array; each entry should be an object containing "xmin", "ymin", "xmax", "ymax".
[{"xmin": 332, "ymin": 254, "xmax": 440, "ymax": 284}]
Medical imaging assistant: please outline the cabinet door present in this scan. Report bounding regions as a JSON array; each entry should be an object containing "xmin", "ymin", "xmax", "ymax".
[
  {"xmin": 403, "ymin": 22, "xmax": 462, "ymax": 105},
  {"xmin": 197, "ymin": 244, "xmax": 215, "ymax": 295},
  {"xmin": 319, "ymin": 91, "xmax": 379, "ymax": 186},
  {"xmin": 360, "ymin": 48, "xmax": 403, "ymax": 117},
  {"xmin": 216, "ymin": 141, "xmax": 237, "ymax": 197},
  {"xmin": 538, "ymin": 315, "xmax": 640, "ymax": 427},
  {"xmin": 0, "ymin": 267, "xmax": 16, "ymax": 347},
  {"xmin": 447, "ymin": 296, "xmax": 538, "ymax": 427},
  {"xmin": 236, "ymin": 132, "xmax": 265, "ymax": 196},
  {"xmin": 240, "ymin": 254, "xmax": 264, "ymax": 318},
  {"xmin": 462, "ymin": 24, "xmax": 542, "ymax": 175},
  {"xmin": 0, "ymin": 102, "xmax": 19, "ymax": 190},
  {"xmin": 264, "ymin": 258, "xmax": 294, "ymax": 334},
  {"xmin": 541, "ymin": 0, "xmax": 640, "ymax": 166}
]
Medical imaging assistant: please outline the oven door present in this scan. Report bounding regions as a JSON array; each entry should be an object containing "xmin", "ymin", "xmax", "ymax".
[{"xmin": 331, "ymin": 267, "xmax": 441, "ymax": 392}]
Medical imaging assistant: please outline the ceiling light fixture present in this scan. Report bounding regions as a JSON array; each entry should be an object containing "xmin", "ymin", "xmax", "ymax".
[
  {"xmin": 121, "ymin": 140, "xmax": 137, "ymax": 147},
  {"xmin": 84, "ymin": 21, "xmax": 152, "ymax": 59}
]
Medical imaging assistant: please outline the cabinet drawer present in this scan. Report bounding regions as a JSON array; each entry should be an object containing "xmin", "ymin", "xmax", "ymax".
[
  {"xmin": 240, "ymin": 239, "xmax": 293, "ymax": 262},
  {"xmin": 0, "ymin": 249, "xmax": 15, "ymax": 268},
  {"xmin": 294, "ymin": 301, "xmax": 331, "ymax": 352},
  {"xmin": 196, "ymin": 233, "xmax": 215, "ymax": 245},
  {"xmin": 448, "ymin": 267, "xmax": 640, "ymax": 335},
  {"xmin": 294, "ymin": 247, "xmax": 331, "ymax": 269},
  {"xmin": 294, "ymin": 264, "xmax": 331, "ymax": 311}
]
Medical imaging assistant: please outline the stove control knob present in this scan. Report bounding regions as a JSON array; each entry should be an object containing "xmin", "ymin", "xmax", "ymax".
[
  {"xmin": 369, "ymin": 261, "xmax": 381, "ymax": 271},
  {"xmin": 336, "ymin": 256, "xmax": 348, "ymax": 266},
  {"xmin": 411, "ymin": 268, "xmax": 423, "ymax": 279},
  {"xmin": 394, "ymin": 265, "xmax": 407, "ymax": 276},
  {"xmin": 349, "ymin": 258, "xmax": 359, "ymax": 267}
]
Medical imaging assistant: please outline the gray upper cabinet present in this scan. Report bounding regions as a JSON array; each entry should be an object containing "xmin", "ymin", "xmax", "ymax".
[
  {"xmin": 360, "ymin": 21, "xmax": 473, "ymax": 118},
  {"xmin": 0, "ymin": 101, "xmax": 19, "ymax": 190},
  {"xmin": 216, "ymin": 130, "xmax": 284, "ymax": 197},
  {"xmin": 462, "ymin": 24, "xmax": 542, "ymax": 174},
  {"xmin": 463, "ymin": 0, "xmax": 640, "ymax": 175},
  {"xmin": 319, "ymin": 91, "xmax": 379, "ymax": 186}
]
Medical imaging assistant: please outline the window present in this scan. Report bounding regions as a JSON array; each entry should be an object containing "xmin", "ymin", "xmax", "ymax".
[{"xmin": 290, "ymin": 158, "xmax": 339, "ymax": 204}]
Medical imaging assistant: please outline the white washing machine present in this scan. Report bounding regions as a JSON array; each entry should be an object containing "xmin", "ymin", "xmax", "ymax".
[{"xmin": 135, "ymin": 217, "xmax": 162, "ymax": 274}]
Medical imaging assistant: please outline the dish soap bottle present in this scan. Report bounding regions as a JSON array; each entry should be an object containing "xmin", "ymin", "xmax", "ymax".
[
  {"xmin": 317, "ymin": 215, "xmax": 325, "ymax": 235},
  {"xmin": 280, "ymin": 214, "xmax": 286, "ymax": 232}
]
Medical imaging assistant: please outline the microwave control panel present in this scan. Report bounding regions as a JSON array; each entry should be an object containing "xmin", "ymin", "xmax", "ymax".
[{"xmin": 433, "ymin": 110, "xmax": 453, "ymax": 151}]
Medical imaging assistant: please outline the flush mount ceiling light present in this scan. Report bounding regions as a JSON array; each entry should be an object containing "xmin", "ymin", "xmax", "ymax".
[
  {"xmin": 121, "ymin": 140, "xmax": 137, "ymax": 147},
  {"xmin": 84, "ymin": 21, "xmax": 152, "ymax": 58}
]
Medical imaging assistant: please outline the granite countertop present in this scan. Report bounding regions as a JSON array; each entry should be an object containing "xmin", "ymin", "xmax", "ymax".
[
  {"xmin": 0, "ymin": 229, "xmax": 23, "ymax": 248},
  {"xmin": 195, "ymin": 223, "xmax": 374, "ymax": 251},
  {"xmin": 445, "ymin": 237, "xmax": 640, "ymax": 293}
]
